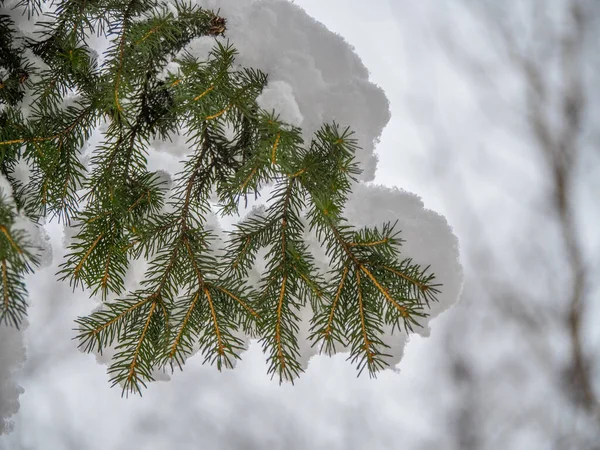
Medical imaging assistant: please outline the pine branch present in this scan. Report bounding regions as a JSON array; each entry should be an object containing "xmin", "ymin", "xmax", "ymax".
[{"xmin": 0, "ymin": 0, "xmax": 444, "ymax": 395}]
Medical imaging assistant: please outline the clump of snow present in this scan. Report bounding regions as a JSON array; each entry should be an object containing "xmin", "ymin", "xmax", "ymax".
[
  {"xmin": 11, "ymin": 158, "xmax": 31, "ymax": 188},
  {"xmin": 179, "ymin": 36, "xmax": 215, "ymax": 63},
  {"xmin": 157, "ymin": 61, "xmax": 181, "ymax": 82},
  {"xmin": 150, "ymin": 130, "xmax": 192, "ymax": 158},
  {"xmin": 13, "ymin": 214, "xmax": 53, "ymax": 269},
  {"xmin": 256, "ymin": 80, "xmax": 303, "ymax": 126},
  {"xmin": 0, "ymin": 175, "xmax": 14, "ymax": 203},
  {"xmin": 0, "ymin": 325, "xmax": 25, "ymax": 435},
  {"xmin": 159, "ymin": 0, "xmax": 390, "ymax": 181},
  {"xmin": 294, "ymin": 182, "xmax": 462, "ymax": 372},
  {"xmin": 222, "ymin": 120, "xmax": 237, "ymax": 143},
  {"xmin": 153, "ymin": 169, "xmax": 174, "ymax": 193},
  {"xmin": 0, "ymin": 173, "xmax": 52, "ymax": 268},
  {"xmin": 343, "ymin": 183, "xmax": 463, "ymax": 335},
  {"xmin": 165, "ymin": 1, "xmax": 179, "ymax": 18},
  {"xmin": 59, "ymin": 92, "xmax": 83, "ymax": 111},
  {"xmin": 0, "ymin": 172, "xmax": 52, "ymax": 434}
]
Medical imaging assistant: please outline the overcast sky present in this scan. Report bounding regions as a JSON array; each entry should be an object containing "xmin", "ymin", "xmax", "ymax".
[{"xmin": 0, "ymin": 1, "xmax": 474, "ymax": 448}]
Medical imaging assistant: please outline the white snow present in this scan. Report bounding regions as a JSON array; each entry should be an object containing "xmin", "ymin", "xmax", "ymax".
[
  {"xmin": 295, "ymin": 182, "xmax": 462, "ymax": 371},
  {"xmin": 157, "ymin": 61, "xmax": 181, "ymax": 82},
  {"xmin": 165, "ymin": 1, "xmax": 179, "ymax": 18},
  {"xmin": 163, "ymin": 0, "xmax": 390, "ymax": 181},
  {"xmin": 0, "ymin": 173, "xmax": 53, "ymax": 270},
  {"xmin": 0, "ymin": 325, "xmax": 25, "ymax": 435},
  {"xmin": 0, "ymin": 173, "xmax": 52, "ymax": 434},
  {"xmin": 0, "ymin": 174, "xmax": 14, "ymax": 204},
  {"xmin": 11, "ymin": 158, "xmax": 31, "ymax": 188},
  {"xmin": 256, "ymin": 80, "xmax": 303, "ymax": 126},
  {"xmin": 179, "ymin": 36, "xmax": 215, "ymax": 63}
]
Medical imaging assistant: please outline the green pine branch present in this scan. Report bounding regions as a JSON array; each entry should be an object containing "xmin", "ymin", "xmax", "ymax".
[{"xmin": 0, "ymin": 0, "xmax": 443, "ymax": 396}]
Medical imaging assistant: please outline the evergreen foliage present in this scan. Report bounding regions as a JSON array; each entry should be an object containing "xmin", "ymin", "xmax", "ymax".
[{"xmin": 0, "ymin": 0, "xmax": 441, "ymax": 396}]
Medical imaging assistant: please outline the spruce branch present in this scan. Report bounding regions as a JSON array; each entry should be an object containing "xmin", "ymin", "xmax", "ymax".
[{"xmin": 0, "ymin": 0, "xmax": 444, "ymax": 395}]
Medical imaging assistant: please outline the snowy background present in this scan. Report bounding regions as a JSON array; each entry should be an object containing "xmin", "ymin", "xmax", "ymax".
[{"xmin": 2, "ymin": 0, "xmax": 599, "ymax": 448}]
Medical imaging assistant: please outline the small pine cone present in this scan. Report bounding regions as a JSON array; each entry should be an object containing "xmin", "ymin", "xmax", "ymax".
[{"xmin": 208, "ymin": 16, "xmax": 226, "ymax": 36}]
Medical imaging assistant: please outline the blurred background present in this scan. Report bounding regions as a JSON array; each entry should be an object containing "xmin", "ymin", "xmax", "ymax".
[
  {"xmin": 298, "ymin": 0, "xmax": 600, "ymax": 448},
  {"xmin": 2, "ymin": 0, "xmax": 599, "ymax": 448}
]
